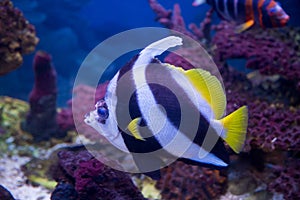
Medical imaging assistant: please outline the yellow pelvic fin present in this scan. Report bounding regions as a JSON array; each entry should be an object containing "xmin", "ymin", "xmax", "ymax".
[
  {"xmin": 185, "ymin": 68, "xmax": 226, "ymax": 119},
  {"xmin": 127, "ymin": 117, "xmax": 145, "ymax": 141},
  {"xmin": 219, "ymin": 106, "xmax": 248, "ymax": 153},
  {"xmin": 235, "ymin": 20, "xmax": 255, "ymax": 33}
]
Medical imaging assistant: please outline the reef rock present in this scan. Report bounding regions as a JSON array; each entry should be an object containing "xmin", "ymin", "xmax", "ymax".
[
  {"xmin": 0, "ymin": 0, "xmax": 38, "ymax": 75},
  {"xmin": 21, "ymin": 51, "xmax": 66, "ymax": 142},
  {"xmin": 51, "ymin": 149, "xmax": 146, "ymax": 200}
]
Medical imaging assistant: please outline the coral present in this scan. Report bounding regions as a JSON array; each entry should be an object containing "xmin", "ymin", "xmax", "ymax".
[
  {"xmin": 0, "ymin": 96, "xmax": 29, "ymax": 137},
  {"xmin": 56, "ymin": 107, "xmax": 75, "ymax": 132},
  {"xmin": 212, "ymin": 22, "xmax": 300, "ymax": 90},
  {"xmin": 148, "ymin": 0, "xmax": 213, "ymax": 43},
  {"xmin": 0, "ymin": 0, "xmax": 38, "ymax": 75},
  {"xmin": 268, "ymin": 158, "xmax": 300, "ymax": 199},
  {"xmin": 220, "ymin": 66, "xmax": 300, "ymax": 153},
  {"xmin": 149, "ymin": 0, "xmax": 300, "ymax": 89},
  {"xmin": 0, "ymin": 185, "xmax": 15, "ymax": 200},
  {"xmin": 51, "ymin": 149, "xmax": 146, "ymax": 200},
  {"xmin": 21, "ymin": 51, "xmax": 66, "ymax": 142},
  {"xmin": 156, "ymin": 161, "xmax": 227, "ymax": 200}
]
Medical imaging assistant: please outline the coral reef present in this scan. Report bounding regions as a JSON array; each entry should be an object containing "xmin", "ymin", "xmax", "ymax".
[
  {"xmin": 212, "ymin": 22, "xmax": 300, "ymax": 90},
  {"xmin": 51, "ymin": 149, "xmax": 146, "ymax": 200},
  {"xmin": 220, "ymin": 66, "xmax": 300, "ymax": 153},
  {"xmin": 21, "ymin": 51, "xmax": 66, "ymax": 142},
  {"xmin": 268, "ymin": 158, "xmax": 300, "ymax": 200},
  {"xmin": 0, "ymin": 185, "xmax": 15, "ymax": 200},
  {"xmin": 150, "ymin": 0, "xmax": 300, "ymax": 90},
  {"xmin": 156, "ymin": 161, "xmax": 227, "ymax": 200},
  {"xmin": 0, "ymin": 0, "xmax": 38, "ymax": 75}
]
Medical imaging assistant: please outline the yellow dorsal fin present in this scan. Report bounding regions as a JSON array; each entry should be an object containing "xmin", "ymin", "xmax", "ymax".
[
  {"xmin": 164, "ymin": 64, "xmax": 226, "ymax": 118},
  {"xmin": 185, "ymin": 68, "xmax": 226, "ymax": 119},
  {"xmin": 235, "ymin": 19, "xmax": 255, "ymax": 33},
  {"xmin": 127, "ymin": 117, "xmax": 145, "ymax": 141},
  {"xmin": 219, "ymin": 106, "xmax": 248, "ymax": 153}
]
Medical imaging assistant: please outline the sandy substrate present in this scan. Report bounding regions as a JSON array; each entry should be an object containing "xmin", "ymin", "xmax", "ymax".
[{"xmin": 0, "ymin": 155, "xmax": 51, "ymax": 200}]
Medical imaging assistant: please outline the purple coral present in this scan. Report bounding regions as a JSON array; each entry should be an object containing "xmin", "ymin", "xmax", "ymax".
[
  {"xmin": 51, "ymin": 149, "xmax": 146, "ymax": 200},
  {"xmin": 212, "ymin": 22, "xmax": 300, "ymax": 89},
  {"xmin": 0, "ymin": 0, "xmax": 38, "ymax": 75},
  {"xmin": 268, "ymin": 159, "xmax": 300, "ymax": 199},
  {"xmin": 156, "ymin": 161, "xmax": 227, "ymax": 200},
  {"xmin": 21, "ymin": 51, "xmax": 66, "ymax": 141},
  {"xmin": 148, "ymin": 0, "xmax": 213, "ymax": 43}
]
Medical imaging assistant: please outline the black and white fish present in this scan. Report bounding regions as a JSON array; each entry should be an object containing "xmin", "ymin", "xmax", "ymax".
[{"xmin": 84, "ymin": 36, "xmax": 248, "ymax": 180}]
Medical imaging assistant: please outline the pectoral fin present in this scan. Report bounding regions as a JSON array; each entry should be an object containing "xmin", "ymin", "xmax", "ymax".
[
  {"xmin": 127, "ymin": 117, "xmax": 145, "ymax": 141},
  {"xmin": 235, "ymin": 20, "xmax": 255, "ymax": 33}
]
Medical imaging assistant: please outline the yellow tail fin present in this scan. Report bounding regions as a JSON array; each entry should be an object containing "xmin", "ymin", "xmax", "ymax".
[{"xmin": 219, "ymin": 106, "xmax": 248, "ymax": 153}]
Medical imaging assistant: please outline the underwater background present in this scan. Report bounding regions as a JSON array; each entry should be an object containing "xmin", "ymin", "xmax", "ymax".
[{"xmin": 0, "ymin": 0, "xmax": 299, "ymax": 199}]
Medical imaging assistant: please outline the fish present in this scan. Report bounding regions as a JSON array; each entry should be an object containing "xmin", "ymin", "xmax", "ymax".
[
  {"xmin": 192, "ymin": 0, "xmax": 290, "ymax": 32},
  {"xmin": 84, "ymin": 36, "xmax": 248, "ymax": 180}
]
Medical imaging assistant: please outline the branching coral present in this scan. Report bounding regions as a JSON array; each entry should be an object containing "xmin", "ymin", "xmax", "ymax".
[
  {"xmin": 0, "ymin": 0, "xmax": 38, "ymax": 75},
  {"xmin": 148, "ymin": 0, "xmax": 212, "ymax": 42}
]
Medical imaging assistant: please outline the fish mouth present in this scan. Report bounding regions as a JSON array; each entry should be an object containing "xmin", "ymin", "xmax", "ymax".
[
  {"xmin": 281, "ymin": 16, "xmax": 290, "ymax": 25},
  {"xmin": 84, "ymin": 112, "xmax": 93, "ymax": 124}
]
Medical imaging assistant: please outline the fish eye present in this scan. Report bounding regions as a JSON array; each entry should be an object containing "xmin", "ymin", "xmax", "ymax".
[{"xmin": 97, "ymin": 106, "xmax": 109, "ymax": 120}]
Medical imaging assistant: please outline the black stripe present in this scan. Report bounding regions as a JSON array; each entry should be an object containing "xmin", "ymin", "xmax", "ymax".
[
  {"xmin": 144, "ymin": 63, "xmax": 227, "ymax": 160},
  {"xmin": 117, "ymin": 54, "xmax": 139, "ymax": 80},
  {"xmin": 218, "ymin": 0, "xmax": 225, "ymax": 13},
  {"xmin": 227, "ymin": 0, "xmax": 236, "ymax": 19},
  {"xmin": 237, "ymin": 0, "xmax": 247, "ymax": 21},
  {"xmin": 116, "ymin": 55, "xmax": 163, "ymax": 153},
  {"xmin": 252, "ymin": 0, "xmax": 259, "ymax": 24},
  {"xmin": 208, "ymin": 0, "xmax": 216, "ymax": 7},
  {"xmin": 261, "ymin": 0, "xmax": 273, "ymax": 27}
]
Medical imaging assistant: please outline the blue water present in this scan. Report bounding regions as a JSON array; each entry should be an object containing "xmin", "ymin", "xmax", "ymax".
[
  {"xmin": 0, "ymin": 0, "xmax": 298, "ymax": 106},
  {"xmin": 0, "ymin": 0, "xmax": 209, "ymax": 106}
]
